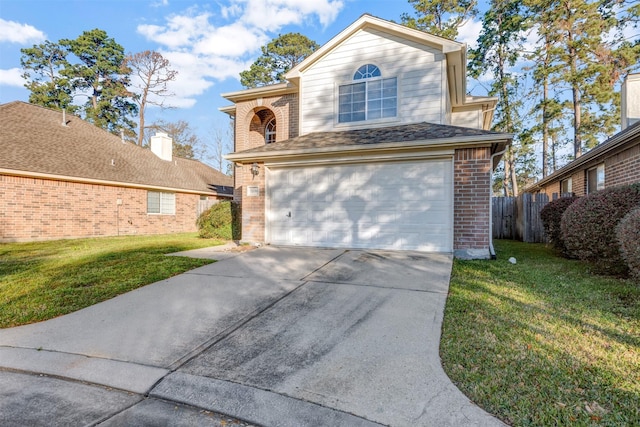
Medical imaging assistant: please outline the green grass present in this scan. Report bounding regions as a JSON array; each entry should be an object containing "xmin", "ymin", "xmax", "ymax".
[
  {"xmin": 441, "ymin": 240, "xmax": 640, "ymax": 426},
  {"xmin": 0, "ymin": 233, "xmax": 224, "ymax": 328}
]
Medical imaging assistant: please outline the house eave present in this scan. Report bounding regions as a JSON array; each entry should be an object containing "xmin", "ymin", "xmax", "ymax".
[
  {"xmin": 219, "ymin": 105, "xmax": 236, "ymax": 116},
  {"xmin": 524, "ymin": 121, "xmax": 640, "ymax": 192},
  {"xmin": 225, "ymin": 134, "xmax": 512, "ymax": 163},
  {"xmin": 221, "ymin": 82, "xmax": 298, "ymax": 103},
  {"xmin": 0, "ymin": 168, "xmax": 223, "ymax": 196}
]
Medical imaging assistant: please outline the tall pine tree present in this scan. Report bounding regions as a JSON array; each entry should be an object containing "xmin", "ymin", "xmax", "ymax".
[
  {"xmin": 401, "ymin": 0, "xmax": 478, "ymax": 39},
  {"xmin": 470, "ymin": 0, "xmax": 534, "ymax": 196}
]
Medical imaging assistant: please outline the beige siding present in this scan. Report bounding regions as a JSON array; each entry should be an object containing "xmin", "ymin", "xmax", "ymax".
[
  {"xmin": 300, "ymin": 28, "xmax": 445, "ymax": 134},
  {"xmin": 452, "ymin": 108, "xmax": 483, "ymax": 129}
]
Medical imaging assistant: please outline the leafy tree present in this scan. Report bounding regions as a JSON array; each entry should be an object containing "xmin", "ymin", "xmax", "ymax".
[
  {"xmin": 145, "ymin": 120, "xmax": 204, "ymax": 160},
  {"xmin": 470, "ymin": 0, "xmax": 533, "ymax": 196},
  {"xmin": 400, "ymin": 0, "xmax": 478, "ymax": 39},
  {"xmin": 60, "ymin": 29, "xmax": 137, "ymax": 137},
  {"xmin": 125, "ymin": 51, "xmax": 178, "ymax": 146},
  {"xmin": 240, "ymin": 33, "xmax": 319, "ymax": 88},
  {"xmin": 20, "ymin": 41, "xmax": 74, "ymax": 112}
]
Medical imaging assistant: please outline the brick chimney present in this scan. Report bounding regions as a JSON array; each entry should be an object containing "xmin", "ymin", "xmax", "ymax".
[
  {"xmin": 150, "ymin": 132, "xmax": 172, "ymax": 161},
  {"xmin": 621, "ymin": 72, "xmax": 640, "ymax": 130}
]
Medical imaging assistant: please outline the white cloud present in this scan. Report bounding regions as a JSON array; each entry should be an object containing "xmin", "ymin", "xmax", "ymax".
[
  {"xmin": 456, "ymin": 18, "xmax": 483, "ymax": 49},
  {"xmin": 138, "ymin": 11, "xmax": 214, "ymax": 49},
  {"xmin": 0, "ymin": 68, "xmax": 24, "ymax": 87},
  {"xmin": 231, "ymin": 0, "xmax": 343, "ymax": 28},
  {"xmin": 0, "ymin": 19, "xmax": 46, "ymax": 44},
  {"xmin": 150, "ymin": 0, "xmax": 169, "ymax": 7},
  {"xmin": 137, "ymin": 1, "xmax": 344, "ymax": 108},
  {"xmin": 193, "ymin": 22, "xmax": 268, "ymax": 57}
]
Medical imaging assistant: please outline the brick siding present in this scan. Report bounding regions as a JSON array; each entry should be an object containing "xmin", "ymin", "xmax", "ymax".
[
  {"xmin": 235, "ymin": 163, "xmax": 265, "ymax": 243},
  {"xmin": 453, "ymin": 147, "xmax": 491, "ymax": 253},
  {"xmin": 605, "ymin": 143, "xmax": 640, "ymax": 188},
  {"xmin": 0, "ymin": 174, "xmax": 205, "ymax": 242},
  {"xmin": 538, "ymin": 140, "xmax": 639, "ymax": 198},
  {"xmin": 233, "ymin": 94, "xmax": 298, "ymax": 242}
]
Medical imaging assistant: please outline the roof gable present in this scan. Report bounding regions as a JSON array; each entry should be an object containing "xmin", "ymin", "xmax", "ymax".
[
  {"xmin": 0, "ymin": 101, "xmax": 232, "ymax": 194},
  {"xmin": 285, "ymin": 14, "xmax": 464, "ymax": 79}
]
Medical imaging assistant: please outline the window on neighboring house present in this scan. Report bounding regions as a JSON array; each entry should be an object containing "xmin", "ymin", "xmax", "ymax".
[
  {"xmin": 265, "ymin": 118, "xmax": 276, "ymax": 144},
  {"xmin": 587, "ymin": 164, "xmax": 605, "ymax": 194},
  {"xmin": 147, "ymin": 191, "xmax": 176, "ymax": 215},
  {"xmin": 338, "ymin": 64, "xmax": 397, "ymax": 123},
  {"xmin": 560, "ymin": 178, "xmax": 572, "ymax": 195}
]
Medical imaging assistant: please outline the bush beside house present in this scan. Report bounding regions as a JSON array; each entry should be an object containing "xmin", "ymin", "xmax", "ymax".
[
  {"xmin": 197, "ymin": 201, "xmax": 241, "ymax": 241},
  {"xmin": 617, "ymin": 207, "xmax": 640, "ymax": 279},
  {"xmin": 540, "ymin": 196, "xmax": 579, "ymax": 255},
  {"xmin": 561, "ymin": 184, "xmax": 640, "ymax": 276}
]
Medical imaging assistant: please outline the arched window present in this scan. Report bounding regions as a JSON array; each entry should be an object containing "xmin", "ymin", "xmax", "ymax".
[
  {"xmin": 265, "ymin": 118, "xmax": 276, "ymax": 144},
  {"xmin": 354, "ymin": 64, "xmax": 381, "ymax": 80},
  {"xmin": 338, "ymin": 64, "xmax": 397, "ymax": 123}
]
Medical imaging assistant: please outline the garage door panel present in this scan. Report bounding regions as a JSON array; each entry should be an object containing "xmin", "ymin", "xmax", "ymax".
[{"xmin": 268, "ymin": 160, "xmax": 452, "ymax": 251}]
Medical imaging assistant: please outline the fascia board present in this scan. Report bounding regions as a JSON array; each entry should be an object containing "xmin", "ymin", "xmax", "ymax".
[
  {"xmin": 0, "ymin": 168, "xmax": 220, "ymax": 196},
  {"xmin": 225, "ymin": 134, "xmax": 512, "ymax": 162},
  {"xmin": 220, "ymin": 83, "xmax": 297, "ymax": 102}
]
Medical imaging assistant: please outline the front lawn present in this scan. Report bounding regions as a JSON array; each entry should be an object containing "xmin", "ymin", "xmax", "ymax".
[
  {"xmin": 0, "ymin": 233, "xmax": 222, "ymax": 328},
  {"xmin": 442, "ymin": 240, "xmax": 639, "ymax": 426}
]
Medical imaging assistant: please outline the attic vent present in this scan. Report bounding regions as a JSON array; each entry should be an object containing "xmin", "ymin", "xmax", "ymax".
[{"xmin": 111, "ymin": 159, "xmax": 115, "ymax": 166}]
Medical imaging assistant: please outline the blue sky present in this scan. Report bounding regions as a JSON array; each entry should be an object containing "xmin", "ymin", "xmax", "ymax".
[{"xmin": 0, "ymin": 0, "xmax": 488, "ymax": 151}]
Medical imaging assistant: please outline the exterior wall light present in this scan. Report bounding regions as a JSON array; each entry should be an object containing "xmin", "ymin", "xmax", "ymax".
[{"xmin": 251, "ymin": 163, "xmax": 260, "ymax": 176}]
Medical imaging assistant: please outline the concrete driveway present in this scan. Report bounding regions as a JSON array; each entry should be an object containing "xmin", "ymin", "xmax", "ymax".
[{"xmin": 0, "ymin": 246, "xmax": 504, "ymax": 426}]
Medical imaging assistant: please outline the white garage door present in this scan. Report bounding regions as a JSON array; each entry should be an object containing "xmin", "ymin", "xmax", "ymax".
[{"xmin": 266, "ymin": 160, "xmax": 453, "ymax": 252}]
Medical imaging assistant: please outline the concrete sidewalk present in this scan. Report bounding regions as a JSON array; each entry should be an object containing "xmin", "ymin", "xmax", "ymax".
[{"xmin": 0, "ymin": 246, "xmax": 505, "ymax": 426}]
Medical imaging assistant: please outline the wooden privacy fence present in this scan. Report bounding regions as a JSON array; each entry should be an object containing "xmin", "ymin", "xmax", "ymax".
[
  {"xmin": 492, "ymin": 193, "xmax": 551, "ymax": 243},
  {"xmin": 197, "ymin": 198, "xmax": 219, "ymax": 216}
]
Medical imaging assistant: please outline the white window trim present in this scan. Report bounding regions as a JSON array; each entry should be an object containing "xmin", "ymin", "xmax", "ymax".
[
  {"xmin": 147, "ymin": 191, "xmax": 176, "ymax": 215},
  {"xmin": 334, "ymin": 76, "xmax": 401, "ymax": 128},
  {"xmin": 265, "ymin": 118, "xmax": 276, "ymax": 144}
]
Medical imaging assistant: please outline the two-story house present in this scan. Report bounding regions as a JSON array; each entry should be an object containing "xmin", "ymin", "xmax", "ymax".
[{"xmin": 222, "ymin": 14, "xmax": 512, "ymax": 259}]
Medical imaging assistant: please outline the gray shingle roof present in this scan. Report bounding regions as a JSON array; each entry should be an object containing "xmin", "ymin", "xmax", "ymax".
[
  {"xmin": 235, "ymin": 121, "xmax": 507, "ymax": 155},
  {"xmin": 0, "ymin": 101, "xmax": 233, "ymax": 194}
]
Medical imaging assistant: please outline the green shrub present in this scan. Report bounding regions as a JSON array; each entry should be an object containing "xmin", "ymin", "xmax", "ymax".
[
  {"xmin": 562, "ymin": 183, "xmax": 640, "ymax": 275},
  {"xmin": 197, "ymin": 201, "xmax": 241, "ymax": 240},
  {"xmin": 617, "ymin": 207, "xmax": 640, "ymax": 280},
  {"xmin": 540, "ymin": 195, "xmax": 579, "ymax": 254}
]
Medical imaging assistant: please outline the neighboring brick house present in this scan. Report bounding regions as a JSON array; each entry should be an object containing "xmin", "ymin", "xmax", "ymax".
[
  {"xmin": 0, "ymin": 101, "xmax": 233, "ymax": 242},
  {"xmin": 526, "ymin": 72, "xmax": 640, "ymax": 198},
  {"xmin": 525, "ymin": 120, "xmax": 640, "ymax": 198},
  {"xmin": 222, "ymin": 14, "xmax": 512, "ymax": 259}
]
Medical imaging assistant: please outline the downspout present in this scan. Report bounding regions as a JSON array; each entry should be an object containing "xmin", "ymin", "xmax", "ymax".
[{"xmin": 489, "ymin": 147, "xmax": 508, "ymax": 259}]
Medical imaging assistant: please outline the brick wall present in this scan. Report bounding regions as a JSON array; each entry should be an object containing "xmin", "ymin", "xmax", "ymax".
[
  {"xmin": 233, "ymin": 94, "xmax": 298, "ymax": 242},
  {"xmin": 0, "ymin": 174, "xmax": 203, "ymax": 242},
  {"xmin": 538, "ymin": 140, "xmax": 639, "ymax": 197},
  {"xmin": 234, "ymin": 93, "xmax": 299, "ymax": 152},
  {"xmin": 453, "ymin": 147, "xmax": 491, "ymax": 257},
  {"xmin": 605, "ymin": 143, "xmax": 640, "ymax": 188},
  {"xmin": 235, "ymin": 163, "xmax": 265, "ymax": 242}
]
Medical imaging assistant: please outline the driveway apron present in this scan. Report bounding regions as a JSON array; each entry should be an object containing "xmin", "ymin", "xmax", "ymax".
[{"xmin": 0, "ymin": 246, "xmax": 504, "ymax": 426}]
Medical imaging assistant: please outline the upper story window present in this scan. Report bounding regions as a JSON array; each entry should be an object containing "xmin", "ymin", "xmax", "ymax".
[
  {"xmin": 265, "ymin": 118, "xmax": 276, "ymax": 144},
  {"xmin": 587, "ymin": 164, "xmax": 605, "ymax": 194},
  {"xmin": 338, "ymin": 64, "xmax": 397, "ymax": 123}
]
